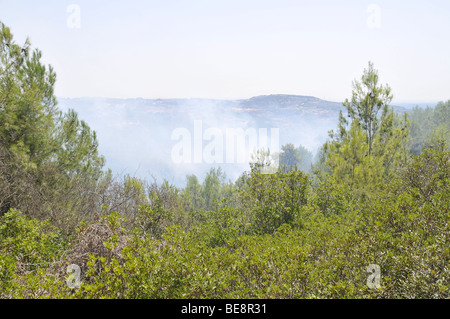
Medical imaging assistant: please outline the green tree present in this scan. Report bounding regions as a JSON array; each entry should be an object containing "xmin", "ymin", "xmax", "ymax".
[
  {"xmin": 297, "ymin": 144, "xmax": 313, "ymax": 172},
  {"xmin": 0, "ymin": 22, "xmax": 58, "ymax": 215},
  {"xmin": 325, "ymin": 62, "xmax": 409, "ymax": 190},
  {"xmin": 408, "ymin": 101, "xmax": 449, "ymax": 154},
  {"xmin": 201, "ymin": 167, "xmax": 226, "ymax": 210},
  {"xmin": 342, "ymin": 61, "xmax": 394, "ymax": 156},
  {"xmin": 53, "ymin": 109, "xmax": 104, "ymax": 180},
  {"xmin": 0, "ymin": 22, "xmax": 57, "ymax": 169},
  {"xmin": 327, "ymin": 120, "xmax": 373, "ymax": 188},
  {"xmin": 240, "ymin": 166, "xmax": 309, "ymax": 234},
  {"xmin": 184, "ymin": 174, "xmax": 203, "ymax": 211},
  {"xmin": 0, "ymin": 21, "xmax": 104, "ymax": 226},
  {"xmin": 279, "ymin": 143, "xmax": 302, "ymax": 171}
]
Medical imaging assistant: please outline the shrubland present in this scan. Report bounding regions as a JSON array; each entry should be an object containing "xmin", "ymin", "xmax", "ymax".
[{"xmin": 1, "ymin": 21, "xmax": 449, "ymax": 299}]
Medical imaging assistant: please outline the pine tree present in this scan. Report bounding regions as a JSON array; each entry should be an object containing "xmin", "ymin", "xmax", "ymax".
[
  {"xmin": 279, "ymin": 143, "xmax": 302, "ymax": 171},
  {"xmin": 325, "ymin": 62, "xmax": 409, "ymax": 191},
  {"xmin": 0, "ymin": 21, "xmax": 104, "ymax": 222},
  {"xmin": 0, "ymin": 22, "xmax": 57, "ymax": 169},
  {"xmin": 343, "ymin": 61, "xmax": 394, "ymax": 156}
]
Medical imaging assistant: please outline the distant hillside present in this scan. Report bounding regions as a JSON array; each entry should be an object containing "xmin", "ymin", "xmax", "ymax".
[
  {"xmin": 239, "ymin": 94, "xmax": 343, "ymax": 110},
  {"xmin": 57, "ymin": 95, "xmax": 408, "ymax": 185}
]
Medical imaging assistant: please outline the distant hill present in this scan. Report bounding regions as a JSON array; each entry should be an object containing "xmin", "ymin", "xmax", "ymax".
[
  {"xmin": 56, "ymin": 95, "xmax": 409, "ymax": 185},
  {"xmin": 240, "ymin": 94, "xmax": 343, "ymax": 109}
]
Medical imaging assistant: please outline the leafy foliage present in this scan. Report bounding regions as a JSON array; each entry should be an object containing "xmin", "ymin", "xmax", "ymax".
[{"xmin": 0, "ymin": 22, "xmax": 449, "ymax": 299}]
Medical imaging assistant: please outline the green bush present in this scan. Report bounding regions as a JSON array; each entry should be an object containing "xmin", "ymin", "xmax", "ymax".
[
  {"xmin": 0, "ymin": 209, "xmax": 66, "ymax": 268},
  {"xmin": 0, "ymin": 209, "xmax": 67, "ymax": 297}
]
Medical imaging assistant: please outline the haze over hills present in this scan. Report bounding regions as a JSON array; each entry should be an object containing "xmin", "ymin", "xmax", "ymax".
[{"xmin": 57, "ymin": 94, "xmax": 409, "ymax": 186}]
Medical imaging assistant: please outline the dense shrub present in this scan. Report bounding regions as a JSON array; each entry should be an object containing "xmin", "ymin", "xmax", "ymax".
[
  {"xmin": 1, "ymin": 21, "xmax": 448, "ymax": 299},
  {"xmin": 0, "ymin": 209, "xmax": 67, "ymax": 297}
]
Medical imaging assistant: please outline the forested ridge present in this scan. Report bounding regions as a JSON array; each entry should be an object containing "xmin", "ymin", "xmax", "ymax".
[{"xmin": 0, "ymin": 21, "xmax": 449, "ymax": 299}]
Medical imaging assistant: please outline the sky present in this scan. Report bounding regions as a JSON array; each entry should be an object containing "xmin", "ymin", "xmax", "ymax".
[{"xmin": 1, "ymin": 0, "xmax": 449, "ymax": 103}]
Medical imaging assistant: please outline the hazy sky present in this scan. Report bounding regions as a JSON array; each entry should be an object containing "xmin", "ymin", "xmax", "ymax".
[{"xmin": 1, "ymin": 0, "xmax": 449, "ymax": 103}]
